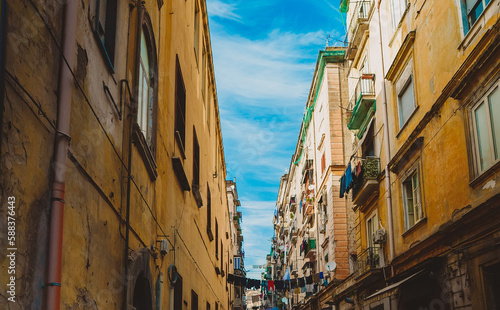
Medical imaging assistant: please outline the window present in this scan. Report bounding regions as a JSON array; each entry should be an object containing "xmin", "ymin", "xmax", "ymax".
[
  {"xmin": 398, "ymin": 77, "xmax": 415, "ymax": 128},
  {"xmin": 483, "ymin": 263, "xmax": 500, "ymax": 309},
  {"xmin": 207, "ymin": 184, "xmax": 213, "ymax": 240},
  {"xmin": 391, "ymin": 0, "xmax": 407, "ymax": 29},
  {"xmin": 175, "ymin": 56, "xmax": 187, "ymax": 152},
  {"xmin": 193, "ymin": 128, "xmax": 200, "ymax": 186},
  {"xmin": 206, "ymin": 302, "xmax": 210, "ymax": 310},
  {"xmin": 194, "ymin": 1, "xmax": 200, "ymax": 61},
  {"xmin": 221, "ymin": 241, "xmax": 224, "ymax": 273},
  {"xmin": 366, "ymin": 212, "xmax": 378, "ymax": 248},
  {"xmin": 191, "ymin": 290, "xmax": 198, "ymax": 310},
  {"xmin": 202, "ymin": 44, "xmax": 207, "ymax": 101},
  {"xmin": 396, "ymin": 60, "xmax": 416, "ymax": 130},
  {"xmin": 92, "ymin": 0, "xmax": 117, "ymax": 69},
  {"xmin": 215, "ymin": 219, "xmax": 219, "ymax": 259},
  {"xmin": 321, "ymin": 153, "xmax": 326, "ymax": 175},
  {"xmin": 402, "ymin": 167, "xmax": 423, "ymax": 230},
  {"xmin": 174, "ymin": 273, "xmax": 183, "ymax": 310},
  {"xmin": 215, "ymin": 302, "xmax": 218, "ymax": 310},
  {"xmin": 463, "ymin": 0, "xmax": 492, "ymax": 30},
  {"xmin": 471, "ymin": 82, "xmax": 500, "ymax": 173},
  {"xmin": 137, "ymin": 24, "xmax": 157, "ymax": 150}
]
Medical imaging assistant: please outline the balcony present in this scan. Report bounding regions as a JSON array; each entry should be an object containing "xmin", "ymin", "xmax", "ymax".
[
  {"xmin": 346, "ymin": 0, "xmax": 374, "ymax": 60},
  {"xmin": 303, "ymin": 239, "xmax": 317, "ymax": 260},
  {"xmin": 355, "ymin": 247, "xmax": 382, "ymax": 281},
  {"xmin": 352, "ymin": 157, "xmax": 380, "ymax": 207},
  {"xmin": 347, "ymin": 74, "xmax": 376, "ymax": 137}
]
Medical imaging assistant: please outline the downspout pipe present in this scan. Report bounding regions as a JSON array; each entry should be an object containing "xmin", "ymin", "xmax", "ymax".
[
  {"xmin": 44, "ymin": 0, "xmax": 78, "ymax": 309},
  {"xmin": 377, "ymin": 1, "xmax": 396, "ymax": 263}
]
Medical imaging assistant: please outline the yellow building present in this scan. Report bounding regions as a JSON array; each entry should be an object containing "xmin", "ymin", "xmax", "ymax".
[
  {"xmin": 336, "ymin": 0, "xmax": 500, "ymax": 308},
  {"xmin": 1, "ymin": 0, "xmax": 234, "ymax": 309}
]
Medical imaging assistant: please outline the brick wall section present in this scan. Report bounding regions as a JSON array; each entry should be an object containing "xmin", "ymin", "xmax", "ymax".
[{"xmin": 326, "ymin": 62, "xmax": 350, "ymax": 279}]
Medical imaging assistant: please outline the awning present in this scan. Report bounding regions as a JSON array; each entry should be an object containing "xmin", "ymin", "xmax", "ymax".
[{"xmin": 365, "ymin": 270, "xmax": 425, "ymax": 300}]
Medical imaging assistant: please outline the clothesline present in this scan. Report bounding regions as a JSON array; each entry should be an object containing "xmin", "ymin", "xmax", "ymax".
[{"xmin": 227, "ymin": 272, "xmax": 328, "ymax": 294}]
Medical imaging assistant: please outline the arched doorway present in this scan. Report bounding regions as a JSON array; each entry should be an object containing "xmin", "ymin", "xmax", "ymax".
[{"xmin": 133, "ymin": 272, "xmax": 153, "ymax": 310}]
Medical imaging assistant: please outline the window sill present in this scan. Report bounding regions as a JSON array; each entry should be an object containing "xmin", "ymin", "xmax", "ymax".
[
  {"xmin": 402, "ymin": 217, "xmax": 427, "ymax": 238},
  {"xmin": 469, "ymin": 159, "xmax": 500, "ymax": 188},
  {"xmin": 132, "ymin": 124, "xmax": 158, "ymax": 180},
  {"xmin": 396, "ymin": 105, "xmax": 419, "ymax": 139}
]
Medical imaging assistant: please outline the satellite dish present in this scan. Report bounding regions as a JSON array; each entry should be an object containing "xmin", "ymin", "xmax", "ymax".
[{"xmin": 325, "ymin": 261, "xmax": 337, "ymax": 272}]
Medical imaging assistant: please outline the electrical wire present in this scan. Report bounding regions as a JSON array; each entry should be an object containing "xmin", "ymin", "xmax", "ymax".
[{"xmin": 26, "ymin": 0, "xmax": 172, "ymax": 246}]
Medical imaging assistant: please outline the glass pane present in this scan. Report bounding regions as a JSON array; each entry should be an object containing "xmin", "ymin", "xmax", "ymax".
[
  {"xmin": 468, "ymin": 0, "xmax": 483, "ymax": 26},
  {"xmin": 488, "ymin": 86, "xmax": 500, "ymax": 159},
  {"xmin": 475, "ymin": 102, "xmax": 493, "ymax": 170},
  {"xmin": 140, "ymin": 31, "xmax": 150, "ymax": 77},
  {"xmin": 404, "ymin": 180, "xmax": 414, "ymax": 227},
  {"xmin": 399, "ymin": 79, "xmax": 415, "ymax": 127},
  {"xmin": 137, "ymin": 68, "xmax": 143, "ymax": 129}
]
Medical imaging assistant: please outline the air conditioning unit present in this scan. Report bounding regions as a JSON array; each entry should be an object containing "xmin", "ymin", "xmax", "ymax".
[{"xmin": 373, "ymin": 229, "xmax": 387, "ymax": 244}]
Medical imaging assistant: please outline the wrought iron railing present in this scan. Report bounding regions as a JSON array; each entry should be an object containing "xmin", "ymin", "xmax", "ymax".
[
  {"xmin": 347, "ymin": 0, "xmax": 373, "ymax": 42},
  {"xmin": 349, "ymin": 74, "xmax": 375, "ymax": 111},
  {"xmin": 351, "ymin": 156, "xmax": 380, "ymax": 199},
  {"xmin": 356, "ymin": 247, "xmax": 381, "ymax": 275}
]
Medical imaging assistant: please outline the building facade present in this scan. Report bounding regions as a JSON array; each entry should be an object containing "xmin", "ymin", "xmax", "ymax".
[
  {"xmin": 0, "ymin": 0, "xmax": 236, "ymax": 309},
  {"xmin": 227, "ymin": 180, "xmax": 245, "ymax": 310},
  {"xmin": 335, "ymin": 0, "xmax": 500, "ymax": 309},
  {"xmin": 269, "ymin": 48, "xmax": 353, "ymax": 309}
]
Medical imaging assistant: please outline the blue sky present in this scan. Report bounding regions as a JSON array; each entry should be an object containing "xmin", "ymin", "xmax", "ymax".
[{"xmin": 206, "ymin": 0, "xmax": 346, "ymax": 280}]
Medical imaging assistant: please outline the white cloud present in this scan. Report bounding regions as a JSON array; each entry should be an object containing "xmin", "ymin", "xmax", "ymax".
[
  {"xmin": 206, "ymin": 0, "xmax": 242, "ymax": 22},
  {"xmin": 211, "ymin": 28, "xmax": 325, "ymax": 102}
]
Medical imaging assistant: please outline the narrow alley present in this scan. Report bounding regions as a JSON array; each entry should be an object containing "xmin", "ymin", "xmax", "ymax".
[{"xmin": 0, "ymin": 0, "xmax": 499, "ymax": 310}]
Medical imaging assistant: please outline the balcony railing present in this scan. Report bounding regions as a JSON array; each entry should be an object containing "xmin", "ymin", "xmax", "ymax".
[
  {"xmin": 348, "ymin": 74, "xmax": 376, "ymax": 134},
  {"xmin": 355, "ymin": 247, "xmax": 381, "ymax": 275},
  {"xmin": 347, "ymin": 0, "xmax": 374, "ymax": 59},
  {"xmin": 352, "ymin": 157, "xmax": 380, "ymax": 205}
]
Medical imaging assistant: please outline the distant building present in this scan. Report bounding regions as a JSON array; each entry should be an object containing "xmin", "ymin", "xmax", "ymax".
[
  {"xmin": 270, "ymin": 48, "xmax": 352, "ymax": 309},
  {"xmin": 227, "ymin": 180, "xmax": 246, "ymax": 310}
]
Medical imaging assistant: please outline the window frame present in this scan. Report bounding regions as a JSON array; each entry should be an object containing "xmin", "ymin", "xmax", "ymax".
[
  {"xmin": 390, "ymin": 0, "xmax": 408, "ymax": 30},
  {"xmin": 401, "ymin": 164, "xmax": 424, "ymax": 231},
  {"xmin": 395, "ymin": 59, "xmax": 417, "ymax": 132},
  {"xmin": 132, "ymin": 11, "xmax": 158, "ymax": 180},
  {"xmin": 469, "ymin": 80, "xmax": 500, "ymax": 175},
  {"xmin": 366, "ymin": 210, "xmax": 378, "ymax": 248},
  {"xmin": 175, "ymin": 56, "xmax": 187, "ymax": 157},
  {"xmin": 91, "ymin": 0, "xmax": 118, "ymax": 71}
]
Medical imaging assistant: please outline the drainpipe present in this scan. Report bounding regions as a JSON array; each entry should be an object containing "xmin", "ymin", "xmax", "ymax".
[
  {"xmin": 44, "ymin": 0, "xmax": 78, "ymax": 309},
  {"xmin": 123, "ymin": 1, "xmax": 143, "ymax": 308},
  {"xmin": 377, "ymin": 1, "xmax": 395, "ymax": 263},
  {"xmin": 156, "ymin": 272, "xmax": 164, "ymax": 310}
]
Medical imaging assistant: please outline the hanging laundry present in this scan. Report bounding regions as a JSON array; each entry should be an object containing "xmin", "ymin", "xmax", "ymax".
[
  {"xmin": 340, "ymin": 174, "xmax": 346, "ymax": 198},
  {"xmin": 227, "ymin": 274, "xmax": 235, "ymax": 283},
  {"xmin": 274, "ymin": 280, "xmax": 284, "ymax": 291},
  {"xmin": 312, "ymin": 273, "xmax": 320, "ymax": 283},
  {"xmin": 255, "ymin": 280, "xmax": 261, "ymax": 289},
  {"xmin": 284, "ymin": 280, "xmax": 290, "ymax": 290},
  {"xmin": 246, "ymin": 279, "xmax": 253, "ymax": 289},
  {"xmin": 298, "ymin": 277, "xmax": 305, "ymax": 287},
  {"xmin": 306, "ymin": 284, "xmax": 314, "ymax": 293},
  {"xmin": 305, "ymin": 275, "xmax": 313, "ymax": 285},
  {"xmin": 267, "ymin": 280, "xmax": 275, "ymax": 291},
  {"xmin": 345, "ymin": 162, "xmax": 353, "ymax": 193},
  {"xmin": 290, "ymin": 278, "xmax": 298, "ymax": 289},
  {"xmin": 356, "ymin": 160, "xmax": 362, "ymax": 177},
  {"xmin": 301, "ymin": 286, "xmax": 306, "ymax": 293},
  {"xmin": 294, "ymin": 288, "xmax": 300, "ymax": 294},
  {"xmin": 261, "ymin": 281, "xmax": 267, "ymax": 292},
  {"xmin": 319, "ymin": 272, "xmax": 324, "ymax": 279}
]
